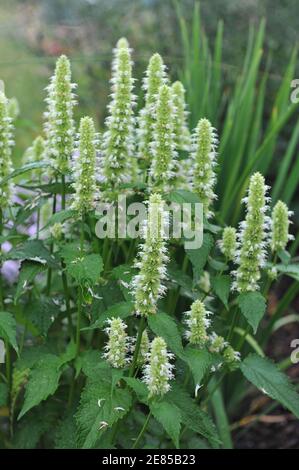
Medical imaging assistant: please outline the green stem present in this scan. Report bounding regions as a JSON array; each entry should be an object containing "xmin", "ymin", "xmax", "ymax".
[
  {"xmin": 61, "ymin": 266, "xmax": 74, "ymax": 340},
  {"xmin": 132, "ymin": 410, "xmax": 152, "ymax": 449},
  {"xmin": 202, "ymin": 371, "xmax": 226, "ymax": 407},
  {"xmin": 0, "ymin": 209, "xmax": 11, "ymax": 391},
  {"xmin": 129, "ymin": 317, "xmax": 146, "ymax": 377},
  {"xmin": 75, "ymin": 215, "xmax": 85, "ymax": 358},
  {"xmin": 46, "ymin": 193, "xmax": 57, "ymax": 295},
  {"xmin": 61, "ymin": 174, "xmax": 66, "ymax": 211},
  {"xmin": 226, "ymin": 306, "xmax": 238, "ymax": 343}
]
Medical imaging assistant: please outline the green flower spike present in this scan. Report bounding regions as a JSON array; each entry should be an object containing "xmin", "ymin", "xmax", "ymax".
[
  {"xmin": 44, "ymin": 55, "xmax": 76, "ymax": 175},
  {"xmin": 132, "ymin": 193, "xmax": 169, "ymax": 317},
  {"xmin": 138, "ymin": 53, "xmax": 168, "ymax": 168},
  {"xmin": 271, "ymin": 200, "xmax": 294, "ymax": 252},
  {"xmin": 219, "ymin": 226, "xmax": 237, "ymax": 261},
  {"xmin": 233, "ymin": 172, "xmax": 271, "ymax": 292},
  {"xmin": 102, "ymin": 38, "xmax": 136, "ymax": 198},
  {"xmin": 71, "ymin": 117, "xmax": 99, "ymax": 214},
  {"xmin": 223, "ymin": 345, "xmax": 241, "ymax": 368},
  {"xmin": 0, "ymin": 90, "xmax": 14, "ymax": 209},
  {"xmin": 171, "ymin": 81, "xmax": 190, "ymax": 151},
  {"xmin": 209, "ymin": 333, "xmax": 227, "ymax": 353},
  {"xmin": 24, "ymin": 136, "xmax": 45, "ymax": 180},
  {"xmin": 143, "ymin": 336, "xmax": 174, "ymax": 397},
  {"xmin": 103, "ymin": 317, "xmax": 130, "ymax": 369},
  {"xmin": 191, "ymin": 118, "xmax": 218, "ymax": 218},
  {"xmin": 136, "ymin": 330, "xmax": 150, "ymax": 367},
  {"xmin": 184, "ymin": 299, "xmax": 212, "ymax": 347},
  {"xmin": 149, "ymin": 84, "xmax": 178, "ymax": 191}
]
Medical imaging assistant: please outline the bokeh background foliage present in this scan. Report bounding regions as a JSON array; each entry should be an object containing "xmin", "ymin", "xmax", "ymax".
[{"xmin": 1, "ymin": 0, "xmax": 299, "ymax": 225}]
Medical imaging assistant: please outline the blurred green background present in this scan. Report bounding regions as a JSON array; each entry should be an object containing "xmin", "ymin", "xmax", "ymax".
[
  {"xmin": 1, "ymin": 0, "xmax": 299, "ymax": 227},
  {"xmin": 1, "ymin": 0, "xmax": 298, "ymax": 155}
]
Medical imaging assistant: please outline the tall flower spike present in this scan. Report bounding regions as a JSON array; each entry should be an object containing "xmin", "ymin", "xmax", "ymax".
[
  {"xmin": 102, "ymin": 38, "xmax": 136, "ymax": 198},
  {"xmin": 149, "ymin": 84, "xmax": 178, "ymax": 191},
  {"xmin": 171, "ymin": 81, "xmax": 190, "ymax": 151},
  {"xmin": 271, "ymin": 200, "xmax": 294, "ymax": 252},
  {"xmin": 44, "ymin": 55, "xmax": 76, "ymax": 175},
  {"xmin": 233, "ymin": 172, "xmax": 270, "ymax": 292},
  {"xmin": 191, "ymin": 118, "xmax": 218, "ymax": 218},
  {"xmin": 143, "ymin": 337, "xmax": 174, "ymax": 397},
  {"xmin": 219, "ymin": 226, "xmax": 237, "ymax": 261},
  {"xmin": 71, "ymin": 117, "xmax": 98, "ymax": 214},
  {"xmin": 184, "ymin": 299, "xmax": 212, "ymax": 347},
  {"xmin": 132, "ymin": 193, "xmax": 169, "ymax": 316},
  {"xmin": 0, "ymin": 91, "xmax": 14, "ymax": 209},
  {"xmin": 103, "ymin": 317, "xmax": 130, "ymax": 368},
  {"xmin": 138, "ymin": 53, "xmax": 168, "ymax": 167}
]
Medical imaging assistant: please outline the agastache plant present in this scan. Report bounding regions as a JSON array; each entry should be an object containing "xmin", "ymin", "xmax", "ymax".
[
  {"xmin": 24, "ymin": 136, "xmax": 45, "ymax": 180},
  {"xmin": 171, "ymin": 81, "xmax": 190, "ymax": 151},
  {"xmin": 270, "ymin": 200, "xmax": 294, "ymax": 252},
  {"xmin": 104, "ymin": 317, "xmax": 130, "ymax": 368},
  {"xmin": 138, "ymin": 53, "xmax": 168, "ymax": 168},
  {"xmin": 132, "ymin": 193, "xmax": 169, "ymax": 316},
  {"xmin": 149, "ymin": 84, "xmax": 178, "ymax": 191},
  {"xmin": 143, "ymin": 336, "xmax": 174, "ymax": 397},
  {"xmin": 191, "ymin": 118, "xmax": 218, "ymax": 218},
  {"xmin": 233, "ymin": 172, "xmax": 270, "ymax": 292},
  {"xmin": 0, "ymin": 90, "xmax": 14, "ymax": 209},
  {"xmin": 184, "ymin": 299, "xmax": 212, "ymax": 347},
  {"xmin": 1, "ymin": 38, "xmax": 299, "ymax": 451},
  {"xmin": 44, "ymin": 55, "xmax": 76, "ymax": 176},
  {"xmin": 219, "ymin": 226, "xmax": 237, "ymax": 261},
  {"xmin": 102, "ymin": 38, "xmax": 136, "ymax": 198},
  {"xmin": 71, "ymin": 117, "xmax": 98, "ymax": 214}
]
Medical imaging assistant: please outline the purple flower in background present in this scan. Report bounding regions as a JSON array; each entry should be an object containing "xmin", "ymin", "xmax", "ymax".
[{"xmin": 1, "ymin": 241, "xmax": 20, "ymax": 285}]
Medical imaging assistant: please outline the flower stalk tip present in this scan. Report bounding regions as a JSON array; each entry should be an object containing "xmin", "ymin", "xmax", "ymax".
[{"xmin": 143, "ymin": 336, "xmax": 174, "ymax": 397}]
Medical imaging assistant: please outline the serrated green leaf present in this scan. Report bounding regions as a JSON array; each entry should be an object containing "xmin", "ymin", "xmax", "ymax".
[
  {"xmin": 148, "ymin": 312, "xmax": 184, "ymax": 358},
  {"xmin": 275, "ymin": 263, "xmax": 299, "ymax": 281},
  {"xmin": 168, "ymin": 189, "xmax": 201, "ymax": 204},
  {"xmin": 15, "ymin": 261, "xmax": 45, "ymax": 303},
  {"xmin": 186, "ymin": 233, "xmax": 214, "ymax": 279},
  {"xmin": 26, "ymin": 297, "xmax": 60, "ymax": 337},
  {"xmin": 184, "ymin": 347, "xmax": 218, "ymax": 386},
  {"xmin": 241, "ymin": 354, "xmax": 299, "ymax": 418},
  {"xmin": 6, "ymin": 240, "xmax": 58, "ymax": 268},
  {"xmin": 166, "ymin": 384, "xmax": 220, "ymax": 448},
  {"xmin": 211, "ymin": 275, "xmax": 230, "ymax": 309},
  {"xmin": 82, "ymin": 301, "xmax": 134, "ymax": 331},
  {"xmin": 150, "ymin": 401, "xmax": 181, "ymax": 448},
  {"xmin": 54, "ymin": 414, "xmax": 77, "ymax": 449},
  {"xmin": 61, "ymin": 244, "xmax": 103, "ymax": 285},
  {"xmin": 0, "ymin": 311, "xmax": 18, "ymax": 353},
  {"xmin": 76, "ymin": 372, "xmax": 132, "ymax": 448},
  {"xmin": 237, "ymin": 292, "xmax": 266, "ymax": 333},
  {"xmin": 18, "ymin": 354, "xmax": 62, "ymax": 419},
  {"xmin": 123, "ymin": 377, "xmax": 148, "ymax": 403}
]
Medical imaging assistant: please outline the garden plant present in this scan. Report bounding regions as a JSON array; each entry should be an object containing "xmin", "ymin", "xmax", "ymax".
[{"xmin": 0, "ymin": 33, "xmax": 299, "ymax": 450}]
